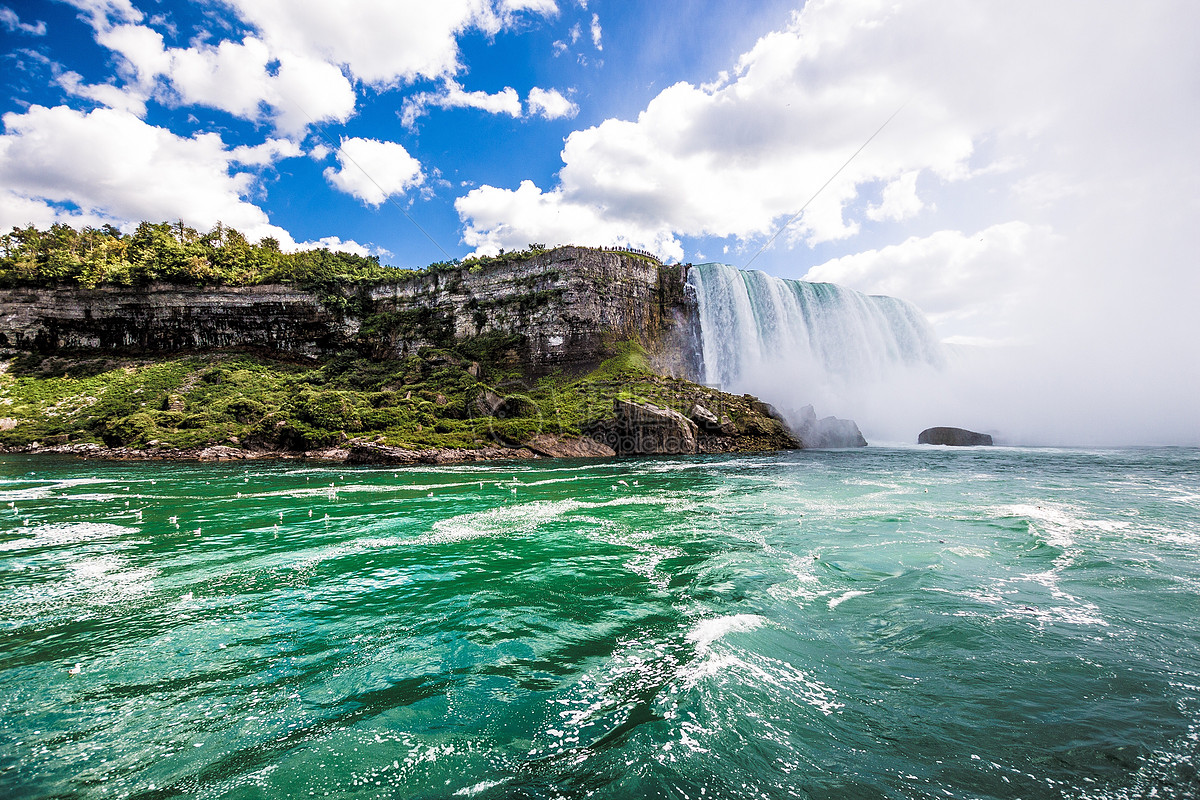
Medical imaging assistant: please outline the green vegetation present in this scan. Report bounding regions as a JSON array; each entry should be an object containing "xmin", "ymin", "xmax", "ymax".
[
  {"xmin": 0, "ymin": 221, "xmax": 420, "ymax": 291},
  {"xmin": 0, "ymin": 340, "xmax": 764, "ymax": 453}
]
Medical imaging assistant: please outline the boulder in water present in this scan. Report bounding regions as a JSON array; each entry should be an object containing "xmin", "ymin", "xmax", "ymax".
[
  {"xmin": 525, "ymin": 434, "xmax": 616, "ymax": 458},
  {"xmin": 918, "ymin": 426, "xmax": 993, "ymax": 446},
  {"xmin": 788, "ymin": 405, "xmax": 867, "ymax": 448}
]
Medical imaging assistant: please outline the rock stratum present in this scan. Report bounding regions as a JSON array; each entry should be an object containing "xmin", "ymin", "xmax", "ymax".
[{"xmin": 0, "ymin": 246, "xmax": 696, "ymax": 376}]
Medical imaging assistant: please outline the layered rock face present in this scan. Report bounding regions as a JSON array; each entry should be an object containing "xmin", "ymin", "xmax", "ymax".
[
  {"xmin": 367, "ymin": 248, "xmax": 695, "ymax": 374},
  {"xmin": 0, "ymin": 284, "xmax": 349, "ymax": 358},
  {"xmin": 0, "ymin": 247, "xmax": 696, "ymax": 376}
]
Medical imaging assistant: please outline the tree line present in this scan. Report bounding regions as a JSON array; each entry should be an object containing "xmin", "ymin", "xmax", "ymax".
[{"xmin": 0, "ymin": 221, "xmax": 420, "ymax": 289}]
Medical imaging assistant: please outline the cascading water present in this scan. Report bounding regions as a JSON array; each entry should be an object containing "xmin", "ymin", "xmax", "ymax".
[{"xmin": 687, "ymin": 262, "xmax": 946, "ymax": 441}]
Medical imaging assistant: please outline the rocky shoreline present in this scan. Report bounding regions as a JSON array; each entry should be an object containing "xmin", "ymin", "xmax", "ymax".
[{"xmin": 0, "ymin": 404, "xmax": 800, "ymax": 463}]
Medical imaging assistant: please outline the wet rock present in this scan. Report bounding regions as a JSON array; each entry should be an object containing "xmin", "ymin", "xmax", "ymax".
[
  {"xmin": 525, "ymin": 434, "xmax": 616, "ymax": 458},
  {"xmin": 793, "ymin": 405, "xmax": 868, "ymax": 448},
  {"xmin": 346, "ymin": 442, "xmax": 537, "ymax": 465},
  {"xmin": 918, "ymin": 426, "xmax": 993, "ymax": 446}
]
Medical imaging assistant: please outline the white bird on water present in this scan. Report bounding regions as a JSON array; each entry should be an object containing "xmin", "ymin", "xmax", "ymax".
[{"xmin": 69, "ymin": 663, "xmax": 81, "ymax": 675}]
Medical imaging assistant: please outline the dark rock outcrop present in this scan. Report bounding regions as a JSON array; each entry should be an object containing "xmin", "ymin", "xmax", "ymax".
[
  {"xmin": 792, "ymin": 404, "xmax": 868, "ymax": 448},
  {"xmin": 345, "ymin": 442, "xmax": 537, "ymax": 465},
  {"xmin": 589, "ymin": 398, "xmax": 699, "ymax": 456},
  {"xmin": 918, "ymin": 426, "xmax": 993, "ymax": 446},
  {"xmin": 525, "ymin": 434, "xmax": 616, "ymax": 459}
]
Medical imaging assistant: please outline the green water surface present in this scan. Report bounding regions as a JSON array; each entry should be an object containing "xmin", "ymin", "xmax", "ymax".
[{"xmin": 2, "ymin": 447, "xmax": 1199, "ymax": 799}]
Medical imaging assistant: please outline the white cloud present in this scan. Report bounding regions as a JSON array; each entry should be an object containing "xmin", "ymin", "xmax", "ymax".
[
  {"xmin": 57, "ymin": 71, "xmax": 148, "ymax": 116},
  {"xmin": 323, "ymin": 137, "xmax": 424, "ymax": 206},
  {"xmin": 1, "ymin": 6, "xmax": 47, "ymax": 35},
  {"xmin": 802, "ymin": 222, "xmax": 1053, "ymax": 345},
  {"xmin": 526, "ymin": 87, "xmax": 578, "ymax": 120},
  {"xmin": 93, "ymin": 25, "xmax": 356, "ymax": 134},
  {"xmin": 401, "ymin": 80, "xmax": 522, "ymax": 129},
  {"xmin": 217, "ymin": 0, "xmax": 555, "ymax": 87},
  {"xmin": 60, "ymin": 0, "xmax": 141, "ymax": 28},
  {"xmin": 458, "ymin": 3, "xmax": 982, "ymax": 254},
  {"xmin": 230, "ymin": 138, "xmax": 303, "ymax": 166},
  {"xmin": 501, "ymin": 0, "xmax": 557, "ymax": 14},
  {"xmin": 589, "ymin": 13, "xmax": 601, "ymax": 50},
  {"xmin": 69, "ymin": 1, "xmax": 558, "ymax": 133},
  {"xmin": 865, "ymin": 171, "xmax": 923, "ymax": 222},
  {"xmin": 0, "ymin": 105, "xmax": 296, "ymax": 243},
  {"xmin": 295, "ymin": 236, "xmax": 391, "ymax": 259},
  {"xmin": 455, "ymin": 179, "xmax": 685, "ymax": 260}
]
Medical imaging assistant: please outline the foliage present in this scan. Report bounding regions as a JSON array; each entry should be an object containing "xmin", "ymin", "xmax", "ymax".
[
  {"xmin": 0, "ymin": 333, "xmax": 770, "ymax": 454},
  {"xmin": 0, "ymin": 221, "xmax": 420, "ymax": 291}
]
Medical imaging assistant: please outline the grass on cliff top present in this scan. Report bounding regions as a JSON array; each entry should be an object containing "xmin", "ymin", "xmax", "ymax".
[{"xmin": 0, "ymin": 341, "xmax": 762, "ymax": 452}]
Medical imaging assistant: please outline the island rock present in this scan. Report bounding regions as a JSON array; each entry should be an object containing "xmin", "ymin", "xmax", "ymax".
[{"xmin": 918, "ymin": 426, "xmax": 994, "ymax": 446}]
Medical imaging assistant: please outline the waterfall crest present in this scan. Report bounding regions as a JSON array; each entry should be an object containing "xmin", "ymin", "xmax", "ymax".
[{"xmin": 687, "ymin": 262, "xmax": 945, "ymax": 438}]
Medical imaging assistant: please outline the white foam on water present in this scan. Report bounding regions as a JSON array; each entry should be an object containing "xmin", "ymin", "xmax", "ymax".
[
  {"xmin": 686, "ymin": 614, "xmax": 766, "ymax": 654},
  {"xmin": 0, "ymin": 521, "xmax": 135, "ymax": 552},
  {"xmin": 828, "ymin": 589, "xmax": 869, "ymax": 609},
  {"xmin": 454, "ymin": 778, "xmax": 511, "ymax": 797}
]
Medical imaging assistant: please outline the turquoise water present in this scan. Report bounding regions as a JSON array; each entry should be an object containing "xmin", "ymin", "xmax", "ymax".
[{"xmin": 2, "ymin": 447, "xmax": 1199, "ymax": 799}]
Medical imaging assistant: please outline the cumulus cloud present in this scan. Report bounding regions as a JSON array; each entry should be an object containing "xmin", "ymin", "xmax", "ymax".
[
  {"xmin": 458, "ymin": 2, "xmax": 984, "ymax": 254},
  {"xmin": 401, "ymin": 80, "xmax": 522, "ymax": 129},
  {"xmin": 217, "ymin": 0, "xmax": 556, "ymax": 87},
  {"xmin": 323, "ymin": 137, "xmax": 424, "ymax": 206},
  {"xmin": 230, "ymin": 138, "xmax": 304, "ymax": 166},
  {"xmin": 456, "ymin": 179, "xmax": 686, "ymax": 260},
  {"xmin": 295, "ymin": 236, "xmax": 391, "ymax": 259},
  {"xmin": 0, "ymin": 105, "xmax": 299, "ymax": 242},
  {"xmin": 64, "ymin": 1, "xmax": 557, "ymax": 134},
  {"xmin": 865, "ymin": 171, "xmax": 923, "ymax": 222},
  {"xmin": 526, "ymin": 87, "xmax": 578, "ymax": 120},
  {"xmin": 803, "ymin": 222, "xmax": 1054, "ymax": 345},
  {"xmin": 92, "ymin": 25, "xmax": 355, "ymax": 133},
  {"xmin": 57, "ymin": 70, "xmax": 148, "ymax": 116}
]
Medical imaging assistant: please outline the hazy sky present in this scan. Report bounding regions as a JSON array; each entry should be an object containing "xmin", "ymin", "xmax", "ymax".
[{"xmin": 2, "ymin": 1, "xmax": 1198, "ymax": 443}]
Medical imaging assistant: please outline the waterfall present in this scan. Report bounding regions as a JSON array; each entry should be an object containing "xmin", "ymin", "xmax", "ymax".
[{"xmin": 687, "ymin": 262, "xmax": 945, "ymax": 440}]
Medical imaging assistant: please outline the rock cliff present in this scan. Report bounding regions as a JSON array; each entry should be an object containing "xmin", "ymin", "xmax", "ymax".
[{"xmin": 0, "ymin": 246, "xmax": 698, "ymax": 377}]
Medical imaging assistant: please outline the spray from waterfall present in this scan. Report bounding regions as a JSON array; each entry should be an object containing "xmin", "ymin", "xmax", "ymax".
[{"xmin": 687, "ymin": 263, "xmax": 948, "ymax": 443}]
